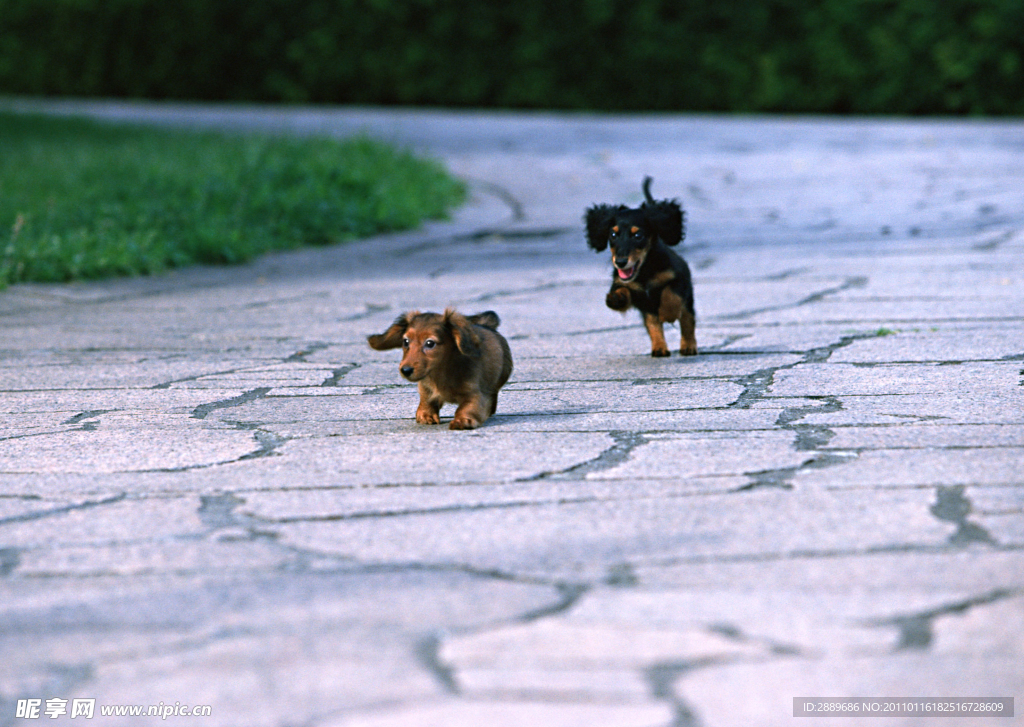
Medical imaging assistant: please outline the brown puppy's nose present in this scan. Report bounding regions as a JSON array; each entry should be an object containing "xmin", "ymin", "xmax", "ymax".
[{"xmin": 400, "ymin": 366, "xmax": 414, "ymax": 378}]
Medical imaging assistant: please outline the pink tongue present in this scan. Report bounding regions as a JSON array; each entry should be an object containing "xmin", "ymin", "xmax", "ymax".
[{"xmin": 618, "ymin": 267, "xmax": 633, "ymax": 279}]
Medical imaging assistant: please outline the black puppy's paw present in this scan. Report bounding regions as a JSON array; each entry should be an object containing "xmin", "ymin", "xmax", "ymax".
[{"xmin": 606, "ymin": 286, "xmax": 631, "ymax": 312}]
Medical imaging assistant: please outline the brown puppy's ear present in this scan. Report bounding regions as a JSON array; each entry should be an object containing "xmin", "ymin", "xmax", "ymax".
[
  {"xmin": 444, "ymin": 308, "xmax": 482, "ymax": 358},
  {"xmin": 584, "ymin": 204, "xmax": 620, "ymax": 252},
  {"xmin": 367, "ymin": 312, "xmax": 412, "ymax": 350},
  {"xmin": 466, "ymin": 310, "xmax": 500, "ymax": 330}
]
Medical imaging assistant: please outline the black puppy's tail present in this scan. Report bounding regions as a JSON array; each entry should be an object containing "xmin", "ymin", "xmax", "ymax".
[{"xmin": 642, "ymin": 176, "xmax": 655, "ymax": 204}]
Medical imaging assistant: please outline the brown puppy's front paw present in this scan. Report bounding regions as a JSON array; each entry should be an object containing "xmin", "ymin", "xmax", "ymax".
[
  {"xmin": 651, "ymin": 347, "xmax": 671, "ymax": 357},
  {"xmin": 449, "ymin": 415, "xmax": 480, "ymax": 430},
  {"xmin": 416, "ymin": 409, "xmax": 441, "ymax": 425},
  {"xmin": 606, "ymin": 287, "xmax": 631, "ymax": 312},
  {"xmin": 680, "ymin": 343, "xmax": 698, "ymax": 356}
]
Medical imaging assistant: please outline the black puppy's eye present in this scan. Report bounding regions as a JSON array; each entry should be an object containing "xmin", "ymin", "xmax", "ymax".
[
  {"xmin": 423, "ymin": 339, "xmax": 437, "ymax": 350},
  {"xmin": 609, "ymin": 228, "xmax": 620, "ymax": 239},
  {"xmin": 632, "ymin": 229, "xmax": 645, "ymax": 239}
]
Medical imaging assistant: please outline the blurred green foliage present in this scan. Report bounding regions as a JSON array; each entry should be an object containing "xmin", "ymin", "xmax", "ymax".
[{"xmin": 1, "ymin": 0, "xmax": 1022, "ymax": 114}]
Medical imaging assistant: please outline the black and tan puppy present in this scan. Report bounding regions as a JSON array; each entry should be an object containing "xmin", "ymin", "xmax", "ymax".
[
  {"xmin": 585, "ymin": 177, "xmax": 697, "ymax": 356},
  {"xmin": 367, "ymin": 308, "xmax": 513, "ymax": 430}
]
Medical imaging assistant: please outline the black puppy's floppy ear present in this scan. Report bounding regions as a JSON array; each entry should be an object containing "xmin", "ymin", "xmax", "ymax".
[
  {"xmin": 444, "ymin": 308, "xmax": 482, "ymax": 358},
  {"xmin": 645, "ymin": 200, "xmax": 685, "ymax": 247},
  {"xmin": 367, "ymin": 312, "xmax": 412, "ymax": 350},
  {"xmin": 584, "ymin": 204, "xmax": 620, "ymax": 252}
]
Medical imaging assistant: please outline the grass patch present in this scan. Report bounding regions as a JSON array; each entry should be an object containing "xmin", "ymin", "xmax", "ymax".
[{"xmin": 0, "ymin": 112, "xmax": 465, "ymax": 286}]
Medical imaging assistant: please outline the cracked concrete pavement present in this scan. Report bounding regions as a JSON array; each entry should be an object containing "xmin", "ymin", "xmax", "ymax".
[{"xmin": 1, "ymin": 99, "xmax": 1023, "ymax": 726}]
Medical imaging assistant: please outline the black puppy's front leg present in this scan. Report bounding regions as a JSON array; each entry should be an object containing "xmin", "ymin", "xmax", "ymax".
[{"xmin": 606, "ymin": 285, "xmax": 631, "ymax": 312}]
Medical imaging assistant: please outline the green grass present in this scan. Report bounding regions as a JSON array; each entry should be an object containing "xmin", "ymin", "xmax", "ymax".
[{"xmin": 0, "ymin": 112, "xmax": 466, "ymax": 286}]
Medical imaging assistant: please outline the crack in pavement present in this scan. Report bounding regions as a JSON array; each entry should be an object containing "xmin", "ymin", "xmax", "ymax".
[
  {"xmin": 738, "ymin": 453, "xmax": 854, "ymax": 492},
  {"xmin": 650, "ymin": 540, "xmax": 1024, "ymax": 569},
  {"xmin": 320, "ymin": 363, "xmax": 358, "ymax": 387},
  {"xmin": 197, "ymin": 493, "xmax": 246, "ymax": 530},
  {"xmin": 61, "ymin": 409, "xmax": 113, "ymax": 432},
  {"xmin": 405, "ymin": 582, "xmax": 590, "ymax": 706},
  {"xmin": 718, "ymin": 276, "xmax": 868, "ymax": 321},
  {"xmin": 388, "ymin": 183, "xmax": 534, "ymax": 258},
  {"xmin": 464, "ymin": 279, "xmax": 594, "ymax": 305},
  {"xmin": 465, "ymin": 179, "xmax": 525, "ymax": 222},
  {"xmin": 708, "ymin": 622, "xmax": 804, "ymax": 657},
  {"xmin": 930, "ymin": 485, "xmax": 997, "ymax": 546},
  {"xmin": 454, "ymin": 226, "xmax": 573, "ymax": 242},
  {"xmin": 701, "ymin": 334, "xmax": 752, "ymax": 352},
  {"xmin": 0, "ymin": 493, "xmax": 127, "ymax": 527},
  {"xmin": 520, "ymin": 431, "xmax": 649, "ymax": 481},
  {"xmin": 251, "ymin": 495, "xmax": 609, "ymax": 524},
  {"xmin": 605, "ymin": 562, "xmax": 639, "ymax": 587},
  {"xmin": 738, "ymin": 396, "xmax": 852, "ymax": 492},
  {"xmin": 150, "ymin": 368, "xmax": 243, "ymax": 390},
  {"xmin": 646, "ymin": 657, "xmax": 739, "ymax": 727},
  {"xmin": 519, "ymin": 582, "xmax": 590, "ymax": 624},
  {"xmin": 415, "ymin": 633, "xmax": 461, "ymax": 695},
  {"xmin": 191, "ymin": 387, "xmax": 271, "ymax": 420},
  {"xmin": 285, "ymin": 342, "xmax": 328, "ymax": 363},
  {"xmin": 972, "ymin": 229, "xmax": 1015, "ymax": 251},
  {"xmin": 231, "ymin": 425, "xmax": 289, "ymax": 461},
  {"xmin": 339, "ymin": 303, "xmax": 391, "ymax": 323},
  {"xmin": 867, "ymin": 588, "xmax": 1018, "ymax": 651},
  {"xmin": 728, "ymin": 368, "xmax": 776, "ymax": 410},
  {"xmin": 0, "ymin": 547, "xmax": 20, "ymax": 577},
  {"xmin": 779, "ymin": 396, "xmax": 844, "ymax": 451},
  {"xmin": 726, "ymin": 334, "xmax": 879, "ymax": 490}
]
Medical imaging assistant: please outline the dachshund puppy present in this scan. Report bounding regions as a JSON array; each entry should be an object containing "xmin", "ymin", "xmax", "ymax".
[
  {"xmin": 367, "ymin": 308, "xmax": 513, "ymax": 430},
  {"xmin": 585, "ymin": 177, "xmax": 697, "ymax": 357}
]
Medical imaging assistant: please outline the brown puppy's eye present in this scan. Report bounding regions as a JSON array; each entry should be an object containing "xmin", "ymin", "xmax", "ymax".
[
  {"xmin": 402, "ymin": 337, "xmax": 410, "ymax": 348},
  {"xmin": 423, "ymin": 339, "xmax": 437, "ymax": 350}
]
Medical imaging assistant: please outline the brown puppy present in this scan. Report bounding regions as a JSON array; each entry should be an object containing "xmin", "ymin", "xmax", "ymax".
[{"xmin": 367, "ymin": 308, "xmax": 513, "ymax": 430}]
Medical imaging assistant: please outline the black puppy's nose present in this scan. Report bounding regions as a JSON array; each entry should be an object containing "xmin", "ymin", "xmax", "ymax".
[
  {"xmin": 615, "ymin": 256, "xmax": 631, "ymax": 268},
  {"xmin": 400, "ymin": 366, "xmax": 414, "ymax": 378}
]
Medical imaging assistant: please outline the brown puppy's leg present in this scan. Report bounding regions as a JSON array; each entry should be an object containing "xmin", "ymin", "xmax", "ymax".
[
  {"xmin": 658, "ymin": 287, "xmax": 683, "ymax": 324},
  {"xmin": 415, "ymin": 385, "xmax": 441, "ymax": 425},
  {"xmin": 450, "ymin": 397, "xmax": 489, "ymax": 430},
  {"xmin": 644, "ymin": 313, "xmax": 670, "ymax": 357},
  {"xmin": 679, "ymin": 309, "xmax": 698, "ymax": 356},
  {"xmin": 606, "ymin": 286, "xmax": 632, "ymax": 312}
]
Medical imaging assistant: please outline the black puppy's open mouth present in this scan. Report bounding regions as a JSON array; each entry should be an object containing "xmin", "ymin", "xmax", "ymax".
[{"xmin": 616, "ymin": 265, "xmax": 637, "ymax": 281}]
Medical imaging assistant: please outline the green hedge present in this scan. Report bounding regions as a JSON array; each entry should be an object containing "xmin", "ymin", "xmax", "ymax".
[{"xmin": 1, "ymin": 0, "xmax": 1022, "ymax": 114}]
